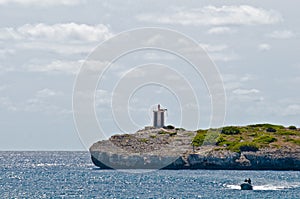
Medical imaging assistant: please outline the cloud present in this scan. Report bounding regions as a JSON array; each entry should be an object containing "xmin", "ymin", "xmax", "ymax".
[
  {"xmin": 0, "ymin": 49, "xmax": 15, "ymax": 59},
  {"xmin": 267, "ymin": 30, "xmax": 294, "ymax": 39},
  {"xmin": 0, "ymin": 0, "xmax": 85, "ymax": 6},
  {"xmin": 282, "ymin": 104, "xmax": 300, "ymax": 116},
  {"xmin": 27, "ymin": 60, "xmax": 84, "ymax": 75},
  {"xmin": 0, "ymin": 23, "xmax": 113, "ymax": 42},
  {"xmin": 233, "ymin": 88, "xmax": 260, "ymax": 95},
  {"xmin": 209, "ymin": 52, "xmax": 239, "ymax": 62},
  {"xmin": 0, "ymin": 88, "xmax": 71, "ymax": 115},
  {"xmin": 258, "ymin": 43, "xmax": 271, "ymax": 51},
  {"xmin": 200, "ymin": 43, "xmax": 228, "ymax": 52},
  {"xmin": 0, "ymin": 97, "xmax": 17, "ymax": 111},
  {"xmin": 95, "ymin": 89, "xmax": 111, "ymax": 106},
  {"xmin": 207, "ymin": 26, "xmax": 235, "ymax": 34},
  {"xmin": 16, "ymin": 42, "xmax": 95, "ymax": 55},
  {"xmin": 36, "ymin": 88, "xmax": 63, "ymax": 98},
  {"xmin": 137, "ymin": 5, "xmax": 282, "ymax": 26}
]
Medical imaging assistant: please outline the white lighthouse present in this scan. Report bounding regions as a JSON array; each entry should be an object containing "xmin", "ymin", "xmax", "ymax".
[{"xmin": 153, "ymin": 104, "xmax": 167, "ymax": 128}]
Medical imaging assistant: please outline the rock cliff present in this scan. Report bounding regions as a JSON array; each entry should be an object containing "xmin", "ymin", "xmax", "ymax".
[{"xmin": 89, "ymin": 126, "xmax": 300, "ymax": 170}]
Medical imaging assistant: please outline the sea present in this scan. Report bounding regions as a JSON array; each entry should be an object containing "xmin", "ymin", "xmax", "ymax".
[{"xmin": 1, "ymin": 151, "xmax": 299, "ymax": 199}]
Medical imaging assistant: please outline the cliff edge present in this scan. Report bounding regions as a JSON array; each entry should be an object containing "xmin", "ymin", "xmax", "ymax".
[{"xmin": 89, "ymin": 124, "xmax": 300, "ymax": 170}]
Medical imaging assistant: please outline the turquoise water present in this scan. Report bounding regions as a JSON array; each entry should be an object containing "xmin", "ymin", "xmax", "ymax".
[{"xmin": 1, "ymin": 151, "xmax": 300, "ymax": 198}]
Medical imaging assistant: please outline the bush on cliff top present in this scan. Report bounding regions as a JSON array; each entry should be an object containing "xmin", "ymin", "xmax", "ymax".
[
  {"xmin": 192, "ymin": 130, "xmax": 207, "ymax": 147},
  {"xmin": 288, "ymin": 125, "xmax": 297, "ymax": 130},
  {"xmin": 231, "ymin": 142, "xmax": 259, "ymax": 153},
  {"xmin": 253, "ymin": 134, "xmax": 277, "ymax": 144},
  {"xmin": 221, "ymin": 126, "xmax": 240, "ymax": 135}
]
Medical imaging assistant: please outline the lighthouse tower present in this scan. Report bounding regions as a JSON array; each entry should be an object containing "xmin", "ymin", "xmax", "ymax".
[{"xmin": 153, "ymin": 104, "xmax": 167, "ymax": 128}]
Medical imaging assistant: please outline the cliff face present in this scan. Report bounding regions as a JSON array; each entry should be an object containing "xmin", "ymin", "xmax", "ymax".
[{"xmin": 89, "ymin": 127, "xmax": 300, "ymax": 170}]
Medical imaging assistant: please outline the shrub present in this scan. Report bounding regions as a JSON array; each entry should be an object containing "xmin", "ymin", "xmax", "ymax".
[
  {"xmin": 288, "ymin": 125, "xmax": 297, "ymax": 130},
  {"xmin": 253, "ymin": 134, "xmax": 277, "ymax": 144},
  {"xmin": 276, "ymin": 130, "xmax": 297, "ymax": 135},
  {"xmin": 216, "ymin": 135, "xmax": 226, "ymax": 145},
  {"xmin": 169, "ymin": 131, "xmax": 177, "ymax": 136},
  {"xmin": 248, "ymin": 123, "xmax": 284, "ymax": 129},
  {"xmin": 203, "ymin": 130, "xmax": 219, "ymax": 145},
  {"xmin": 163, "ymin": 125, "xmax": 175, "ymax": 130},
  {"xmin": 238, "ymin": 142, "xmax": 259, "ymax": 152},
  {"xmin": 158, "ymin": 131, "xmax": 167, "ymax": 134},
  {"xmin": 221, "ymin": 126, "xmax": 240, "ymax": 135},
  {"xmin": 192, "ymin": 130, "xmax": 207, "ymax": 147},
  {"xmin": 266, "ymin": 127, "xmax": 276, "ymax": 133}
]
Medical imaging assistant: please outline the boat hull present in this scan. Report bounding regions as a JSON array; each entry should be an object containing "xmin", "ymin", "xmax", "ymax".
[{"xmin": 240, "ymin": 183, "xmax": 253, "ymax": 190}]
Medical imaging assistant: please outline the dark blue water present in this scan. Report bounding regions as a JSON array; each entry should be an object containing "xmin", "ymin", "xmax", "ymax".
[{"xmin": 1, "ymin": 151, "xmax": 299, "ymax": 198}]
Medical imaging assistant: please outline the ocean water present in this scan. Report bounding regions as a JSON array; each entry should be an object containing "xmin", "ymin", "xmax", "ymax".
[{"xmin": 1, "ymin": 151, "xmax": 299, "ymax": 198}]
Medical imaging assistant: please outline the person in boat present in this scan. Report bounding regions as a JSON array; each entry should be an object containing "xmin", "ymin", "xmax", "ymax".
[
  {"xmin": 244, "ymin": 179, "xmax": 248, "ymax": 183},
  {"xmin": 248, "ymin": 178, "xmax": 251, "ymax": 184}
]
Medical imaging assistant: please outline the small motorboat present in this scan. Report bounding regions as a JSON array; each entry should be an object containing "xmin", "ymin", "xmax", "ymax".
[{"xmin": 240, "ymin": 182, "xmax": 253, "ymax": 190}]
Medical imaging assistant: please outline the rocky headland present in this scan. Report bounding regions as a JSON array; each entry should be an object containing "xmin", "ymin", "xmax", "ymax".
[{"xmin": 89, "ymin": 124, "xmax": 300, "ymax": 170}]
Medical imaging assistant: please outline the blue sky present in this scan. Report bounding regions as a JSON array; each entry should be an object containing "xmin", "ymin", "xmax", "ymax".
[{"xmin": 0, "ymin": 0, "xmax": 299, "ymax": 150}]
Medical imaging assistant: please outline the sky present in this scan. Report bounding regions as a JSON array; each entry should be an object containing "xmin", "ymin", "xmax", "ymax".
[{"xmin": 0, "ymin": 0, "xmax": 299, "ymax": 150}]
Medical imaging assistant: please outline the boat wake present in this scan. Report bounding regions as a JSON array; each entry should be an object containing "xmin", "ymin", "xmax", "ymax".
[{"xmin": 225, "ymin": 183, "xmax": 300, "ymax": 191}]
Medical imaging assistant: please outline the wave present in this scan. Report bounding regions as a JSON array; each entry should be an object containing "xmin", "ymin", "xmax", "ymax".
[{"xmin": 225, "ymin": 183, "xmax": 300, "ymax": 191}]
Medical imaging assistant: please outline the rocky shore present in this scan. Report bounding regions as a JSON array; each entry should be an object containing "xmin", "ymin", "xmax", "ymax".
[{"xmin": 89, "ymin": 126, "xmax": 300, "ymax": 170}]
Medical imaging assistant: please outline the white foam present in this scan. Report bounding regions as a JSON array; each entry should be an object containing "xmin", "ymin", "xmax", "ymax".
[{"xmin": 225, "ymin": 183, "xmax": 300, "ymax": 191}]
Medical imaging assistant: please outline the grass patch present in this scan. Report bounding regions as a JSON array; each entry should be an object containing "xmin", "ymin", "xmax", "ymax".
[
  {"xmin": 158, "ymin": 131, "xmax": 177, "ymax": 136},
  {"xmin": 192, "ymin": 130, "xmax": 207, "ymax": 147},
  {"xmin": 139, "ymin": 138, "xmax": 148, "ymax": 143},
  {"xmin": 291, "ymin": 139, "xmax": 300, "ymax": 145},
  {"xmin": 253, "ymin": 134, "xmax": 277, "ymax": 144},
  {"xmin": 276, "ymin": 130, "xmax": 298, "ymax": 136}
]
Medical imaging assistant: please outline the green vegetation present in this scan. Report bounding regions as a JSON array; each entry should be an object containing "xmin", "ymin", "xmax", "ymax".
[
  {"xmin": 158, "ymin": 130, "xmax": 177, "ymax": 136},
  {"xmin": 221, "ymin": 126, "xmax": 240, "ymax": 135},
  {"xmin": 139, "ymin": 138, "xmax": 148, "ymax": 143},
  {"xmin": 192, "ymin": 123, "xmax": 300, "ymax": 152},
  {"xmin": 192, "ymin": 130, "xmax": 206, "ymax": 147},
  {"xmin": 253, "ymin": 134, "xmax": 277, "ymax": 144},
  {"xmin": 149, "ymin": 135, "xmax": 157, "ymax": 139},
  {"xmin": 231, "ymin": 142, "xmax": 259, "ymax": 152},
  {"xmin": 163, "ymin": 125, "xmax": 175, "ymax": 130},
  {"xmin": 175, "ymin": 127, "xmax": 186, "ymax": 131},
  {"xmin": 288, "ymin": 125, "xmax": 297, "ymax": 130}
]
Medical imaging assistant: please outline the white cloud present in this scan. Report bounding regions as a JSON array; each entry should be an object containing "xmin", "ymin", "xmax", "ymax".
[
  {"xmin": 36, "ymin": 88, "xmax": 63, "ymax": 98},
  {"xmin": 282, "ymin": 104, "xmax": 300, "ymax": 116},
  {"xmin": 233, "ymin": 88, "xmax": 260, "ymax": 95},
  {"xmin": 0, "ymin": 0, "xmax": 85, "ymax": 6},
  {"xmin": 267, "ymin": 30, "xmax": 294, "ymax": 39},
  {"xmin": 0, "ymin": 23, "xmax": 113, "ymax": 42},
  {"xmin": 95, "ymin": 89, "xmax": 111, "ymax": 106},
  {"xmin": 137, "ymin": 5, "xmax": 282, "ymax": 26},
  {"xmin": 207, "ymin": 26, "xmax": 235, "ymax": 34},
  {"xmin": 16, "ymin": 42, "xmax": 94, "ymax": 55},
  {"xmin": 0, "ymin": 97, "xmax": 17, "ymax": 111},
  {"xmin": 258, "ymin": 43, "xmax": 271, "ymax": 51},
  {"xmin": 209, "ymin": 52, "xmax": 239, "ymax": 62},
  {"xmin": 27, "ymin": 60, "xmax": 84, "ymax": 75},
  {"xmin": 0, "ymin": 49, "xmax": 15, "ymax": 59},
  {"xmin": 200, "ymin": 43, "xmax": 228, "ymax": 52}
]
